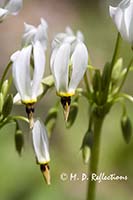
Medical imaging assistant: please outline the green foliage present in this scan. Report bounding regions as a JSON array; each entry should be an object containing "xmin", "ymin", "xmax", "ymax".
[{"xmin": 2, "ymin": 94, "xmax": 13, "ymax": 118}]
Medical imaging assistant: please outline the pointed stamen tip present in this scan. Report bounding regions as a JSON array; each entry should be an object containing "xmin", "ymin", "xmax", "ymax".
[
  {"xmin": 64, "ymin": 104, "xmax": 70, "ymax": 122},
  {"xmin": 29, "ymin": 117, "xmax": 34, "ymax": 129},
  {"xmin": 60, "ymin": 96, "xmax": 71, "ymax": 122},
  {"xmin": 40, "ymin": 164, "xmax": 51, "ymax": 185}
]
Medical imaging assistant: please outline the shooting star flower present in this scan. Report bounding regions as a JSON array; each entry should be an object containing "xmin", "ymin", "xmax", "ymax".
[
  {"xmin": 50, "ymin": 28, "xmax": 88, "ymax": 121},
  {"xmin": 32, "ymin": 119, "xmax": 50, "ymax": 185},
  {"xmin": 109, "ymin": 0, "xmax": 133, "ymax": 45},
  {"xmin": 11, "ymin": 41, "xmax": 45, "ymax": 128}
]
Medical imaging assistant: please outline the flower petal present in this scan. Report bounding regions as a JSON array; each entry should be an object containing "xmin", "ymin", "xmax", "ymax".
[
  {"xmin": 22, "ymin": 22, "xmax": 37, "ymax": 47},
  {"xmin": 124, "ymin": 1, "xmax": 133, "ymax": 43},
  {"xmin": 34, "ymin": 18, "xmax": 48, "ymax": 50},
  {"xmin": 32, "ymin": 41, "xmax": 45, "ymax": 99},
  {"xmin": 13, "ymin": 93, "xmax": 22, "ymax": 104},
  {"xmin": 32, "ymin": 119, "xmax": 50, "ymax": 164},
  {"xmin": 69, "ymin": 42, "xmax": 88, "ymax": 92},
  {"xmin": 0, "ymin": 8, "xmax": 8, "ymax": 21},
  {"xmin": 51, "ymin": 43, "xmax": 70, "ymax": 93},
  {"xmin": 5, "ymin": 0, "xmax": 22, "ymax": 15},
  {"xmin": 12, "ymin": 45, "xmax": 32, "ymax": 102}
]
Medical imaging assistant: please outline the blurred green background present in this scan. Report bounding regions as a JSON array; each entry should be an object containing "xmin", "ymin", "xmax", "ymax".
[{"xmin": 0, "ymin": 0, "xmax": 133, "ymax": 200}]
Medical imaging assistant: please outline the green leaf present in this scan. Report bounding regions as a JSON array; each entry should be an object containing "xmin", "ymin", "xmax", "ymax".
[
  {"xmin": 121, "ymin": 115, "xmax": 132, "ymax": 144},
  {"xmin": 2, "ymin": 94, "xmax": 13, "ymax": 118},
  {"xmin": 42, "ymin": 75, "xmax": 54, "ymax": 87}
]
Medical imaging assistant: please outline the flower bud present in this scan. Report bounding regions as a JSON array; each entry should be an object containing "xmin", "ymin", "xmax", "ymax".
[
  {"xmin": 101, "ymin": 62, "xmax": 111, "ymax": 91},
  {"xmin": 14, "ymin": 129, "xmax": 24, "ymax": 156},
  {"xmin": 92, "ymin": 70, "xmax": 101, "ymax": 92},
  {"xmin": 81, "ymin": 130, "xmax": 93, "ymax": 164},
  {"xmin": 45, "ymin": 107, "xmax": 58, "ymax": 137},
  {"xmin": 1, "ymin": 80, "xmax": 9, "ymax": 98},
  {"xmin": 112, "ymin": 58, "xmax": 123, "ymax": 83},
  {"xmin": 121, "ymin": 115, "xmax": 132, "ymax": 144},
  {"xmin": 2, "ymin": 94, "xmax": 13, "ymax": 118},
  {"xmin": 82, "ymin": 145, "xmax": 91, "ymax": 164}
]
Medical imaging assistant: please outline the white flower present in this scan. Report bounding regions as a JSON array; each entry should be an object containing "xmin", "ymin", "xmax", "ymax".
[
  {"xmin": 11, "ymin": 41, "xmax": 45, "ymax": 104},
  {"xmin": 52, "ymin": 26, "xmax": 84, "ymax": 50},
  {"xmin": 22, "ymin": 18, "xmax": 48, "ymax": 50},
  {"xmin": 50, "ymin": 28, "xmax": 88, "ymax": 121},
  {"xmin": 109, "ymin": 0, "xmax": 133, "ymax": 44},
  {"xmin": 32, "ymin": 119, "xmax": 50, "ymax": 185},
  {"xmin": 51, "ymin": 31, "xmax": 88, "ymax": 97},
  {"xmin": 32, "ymin": 119, "xmax": 50, "ymax": 165},
  {"xmin": 0, "ymin": 0, "xmax": 22, "ymax": 22}
]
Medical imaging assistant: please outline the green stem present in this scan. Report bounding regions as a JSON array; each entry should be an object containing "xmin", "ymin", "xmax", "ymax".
[
  {"xmin": 0, "ymin": 61, "xmax": 12, "ymax": 90},
  {"xmin": 86, "ymin": 116, "xmax": 104, "ymax": 200},
  {"xmin": 110, "ymin": 32, "xmax": 121, "ymax": 74},
  {"xmin": 117, "ymin": 57, "xmax": 133, "ymax": 93},
  {"xmin": 84, "ymin": 72, "xmax": 90, "ymax": 93},
  {"xmin": 11, "ymin": 115, "xmax": 29, "ymax": 123}
]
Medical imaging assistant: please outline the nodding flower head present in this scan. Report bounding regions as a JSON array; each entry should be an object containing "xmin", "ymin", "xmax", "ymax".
[
  {"xmin": 32, "ymin": 119, "xmax": 50, "ymax": 185},
  {"xmin": 11, "ymin": 41, "xmax": 45, "ymax": 105},
  {"xmin": 50, "ymin": 27, "xmax": 88, "ymax": 120},
  {"xmin": 109, "ymin": 0, "xmax": 133, "ymax": 45},
  {"xmin": 0, "ymin": 0, "xmax": 22, "ymax": 22}
]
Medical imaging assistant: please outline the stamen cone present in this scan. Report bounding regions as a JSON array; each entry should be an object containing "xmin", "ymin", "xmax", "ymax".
[
  {"xmin": 40, "ymin": 164, "xmax": 51, "ymax": 185},
  {"xmin": 26, "ymin": 104, "xmax": 35, "ymax": 129},
  {"xmin": 64, "ymin": 102, "xmax": 70, "ymax": 122},
  {"xmin": 61, "ymin": 96, "xmax": 71, "ymax": 122}
]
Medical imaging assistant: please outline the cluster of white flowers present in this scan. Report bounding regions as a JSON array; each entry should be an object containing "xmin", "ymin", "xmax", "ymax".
[
  {"xmin": 0, "ymin": 0, "xmax": 132, "ymax": 185},
  {"xmin": 10, "ymin": 19, "xmax": 89, "ymax": 184}
]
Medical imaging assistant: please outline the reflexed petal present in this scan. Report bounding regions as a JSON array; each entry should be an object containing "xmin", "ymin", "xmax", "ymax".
[
  {"xmin": 52, "ymin": 43, "xmax": 70, "ymax": 92},
  {"xmin": 22, "ymin": 22, "xmax": 36, "ymax": 46},
  {"xmin": 12, "ymin": 45, "xmax": 32, "ymax": 101},
  {"xmin": 124, "ymin": 2, "xmax": 133, "ymax": 42},
  {"xmin": 32, "ymin": 119, "xmax": 50, "ymax": 164},
  {"xmin": 5, "ymin": 0, "xmax": 22, "ymax": 15},
  {"xmin": 32, "ymin": 41, "xmax": 45, "ymax": 98},
  {"xmin": 10, "ymin": 50, "xmax": 20, "ymax": 61},
  {"xmin": 22, "ymin": 19, "xmax": 48, "ymax": 49},
  {"xmin": 0, "ymin": 8, "xmax": 8, "ymax": 20},
  {"xmin": 109, "ymin": 6, "xmax": 123, "ymax": 31},
  {"xmin": 35, "ymin": 18, "xmax": 48, "ymax": 50},
  {"xmin": 50, "ymin": 47, "xmax": 58, "ymax": 72},
  {"xmin": 13, "ymin": 93, "xmax": 22, "ymax": 104},
  {"xmin": 65, "ymin": 27, "xmax": 74, "ymax": 35},
  {"xmin": 69, "ymin": 42, "xmax": 88, "ymax": 92},
  {"xmin": 77, "ymin": 31, "xmax": 84, "ymax": 41},
  {"xmin": 109, "ymin": 0, "xmax": 133, "ymax": 44}
]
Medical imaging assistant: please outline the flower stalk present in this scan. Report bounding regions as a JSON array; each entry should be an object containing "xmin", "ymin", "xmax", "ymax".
[{"xmin": 87, "ymin": 116, "xmax": 104, "ymax": 200}]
